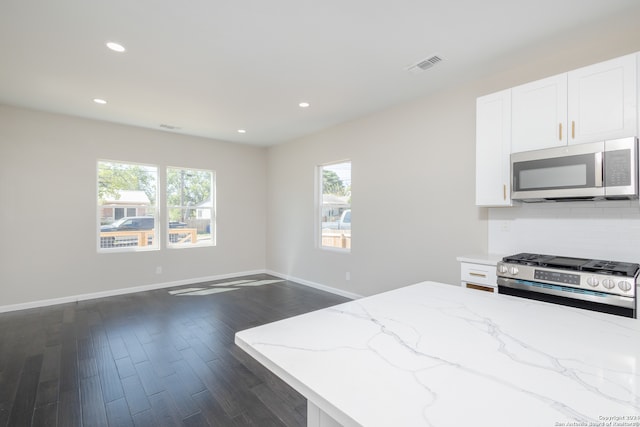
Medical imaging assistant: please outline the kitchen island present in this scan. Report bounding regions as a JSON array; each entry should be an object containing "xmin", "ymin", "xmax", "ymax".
[{"xmin": 235, "ymin": 281, "xmax": 640, "ymax": 427}]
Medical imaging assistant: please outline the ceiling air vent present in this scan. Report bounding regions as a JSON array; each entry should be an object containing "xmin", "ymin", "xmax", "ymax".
[{"xmin": 407, "ymin": 54, "xmax": 444, "ymax": 73}]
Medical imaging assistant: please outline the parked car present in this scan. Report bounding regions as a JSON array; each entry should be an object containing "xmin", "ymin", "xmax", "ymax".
[
  {"xmin": 321, "ymin": 209, "xmax": 351, "ymax": 231},
  {"xmin": 101, "ymin": 216, "xmax": 154, "ymax": 233},
  {"xmin": 100, "ymin": 216, "xmax": 187, "ymax": 247}
]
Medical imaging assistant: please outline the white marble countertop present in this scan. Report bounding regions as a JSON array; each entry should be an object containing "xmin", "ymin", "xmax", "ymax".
[
  {"xmin": 235, "ymin": 281, "xmax": 640, "ymax": 427},
  {"xmin": 456, "ymin": 253, "xmax": 505, "ymax": 266}
]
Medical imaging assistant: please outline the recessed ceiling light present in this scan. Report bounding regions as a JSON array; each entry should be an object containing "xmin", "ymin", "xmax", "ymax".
[
  {"xmin": 237, "ymin": 129, "xmax": 246, "ymax": 134},
  {"xmin": 106, "ymin": 42, "xmax": 126, "ymax": 52},
  {"xmin": 93, "ymin": 98, "xmax": 107, "ymax": 104},
  {"xmin": 299, "ymin": 102, "xmax": 310, "ymax": 108}
]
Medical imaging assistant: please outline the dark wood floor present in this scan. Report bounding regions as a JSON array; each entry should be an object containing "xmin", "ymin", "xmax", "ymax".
[{"xmin": 0, "ymin": 274, "xmax": 349, "ymax": 427}]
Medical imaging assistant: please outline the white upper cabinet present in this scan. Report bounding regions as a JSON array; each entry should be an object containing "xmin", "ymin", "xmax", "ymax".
[
  {"xmin": 511, "ymin": 54, "xmax": 637, "ymax": 153},
  {"xmin": 476, "ymin": 90, "xmax": 512, "ymax": 206},
  {"xmin": 511, "ymin": 74, "xmax": 567, "ymax": 153},
  {"xmin": 567, "ymin": 53, "xmax": 637, "ymax": 144},
  {"xmin": 475, "ymin": 52, "xmax": 639, "ymax": 206}
]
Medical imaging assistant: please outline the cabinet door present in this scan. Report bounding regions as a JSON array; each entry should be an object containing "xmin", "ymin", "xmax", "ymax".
[
  {"xmin": 476, "ymin": 90, "xmax": 512, "ymax": 206},
  {"xmin": 511, "ymin": 74, "xmax": 567, "ymax": 153},
  {"xmin": 568, "ymin": 54, "xmax": 637, "ymax": 144}
]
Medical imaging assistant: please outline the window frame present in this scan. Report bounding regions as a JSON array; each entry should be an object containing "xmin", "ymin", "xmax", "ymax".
[
  {"xmin": 317, "ymin": 160, "xmax": 351, "ymax": 252},
  {"xmin": 166, "ymin": 166, "xmax": 216, "ymax": 249},
  {"xmin": 97, "ymin": 159, "xmax": 159, "ymax": 253}
]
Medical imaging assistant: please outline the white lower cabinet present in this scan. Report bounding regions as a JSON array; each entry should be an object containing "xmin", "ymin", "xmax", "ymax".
[{"xmin": 457, "ymin": 255, "xmax": 502, "ymax": 293}]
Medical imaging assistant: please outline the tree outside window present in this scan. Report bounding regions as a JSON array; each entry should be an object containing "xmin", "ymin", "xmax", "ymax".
[
  {"xmin": 97, "ymin": 161, "xmax": 158, "ymax": 250},
  {"xmin": 320, "ymin": 161, "xmax": 351, "ymax": 250},
  {"xmin": 167, "ymin": 167, "xmax": 215, "ymax": 247}
]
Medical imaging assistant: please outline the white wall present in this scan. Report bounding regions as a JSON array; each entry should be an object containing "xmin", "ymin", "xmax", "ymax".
[
  {"xmin": 2, "ymin": 10, "xmax": 640, "ymax": 307},
  {"xmin": 266, "ymin": 85, "xmax": 487, "ymax": 297},
  {"xmin": 488, "ymin": 201, "xmax": 640, "ymax": 263},
  {"xmin": 0, "ymin": 106, "xmax": 267, "ymax": 307},
  {"xmin": 265, "ymin": 11, "xmax": 640, "ymax": 297}
]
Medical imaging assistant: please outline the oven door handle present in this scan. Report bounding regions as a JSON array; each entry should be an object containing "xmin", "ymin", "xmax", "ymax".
[{"xmin": 497, "ymin": 277, "xmax": 635, "ymax": 309}]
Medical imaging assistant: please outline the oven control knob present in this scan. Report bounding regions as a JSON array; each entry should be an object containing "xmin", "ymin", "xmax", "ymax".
[
  {"xmin": 602, "ymin": 279, "xmax": 616, "ymax": 289},
  {"xmin": 508, "ymin": 266, "xmax": 519, "ymax": 275},
  {"xmin": 498, "ymin": 264, "xmax": 509, "ymax": 274},
  {"xmin": 586, "ymin": 276, "xmax": 599, "ymax": 287},
  {"xmin": 618, "ymin": 280, "xmax": 632, "ymax": 292}
]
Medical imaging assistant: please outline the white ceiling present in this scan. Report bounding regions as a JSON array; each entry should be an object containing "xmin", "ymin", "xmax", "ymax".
[{"xmin": 1, "ymin": 0, "xmax": 640, "ymax": 146}]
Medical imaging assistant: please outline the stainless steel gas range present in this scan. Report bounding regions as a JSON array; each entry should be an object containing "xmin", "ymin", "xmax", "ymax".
[{"xmin": 496, "ymin": 253, "xmax": 639, "ymax": 318}]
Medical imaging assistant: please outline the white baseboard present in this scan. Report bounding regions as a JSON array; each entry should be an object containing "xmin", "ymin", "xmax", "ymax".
[
  {"xmin": 265, "ymin": 270, "xmax": 362, "ymax": 300},
  {"xmin": 0, "ymin": 269, "xmax": 361, "ymax": 314},
  {"xmin": 0, "ymin": 270, "xmax": 265, "ymax": 314}
]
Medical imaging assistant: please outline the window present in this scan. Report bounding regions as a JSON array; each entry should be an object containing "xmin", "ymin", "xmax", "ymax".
[
  {"xmin": 166, "ymin": 167, "xmax": 215, "ymax": 248},
  {"xmin": 114, "ymin": 207, "xmax": 138, "ymax": 220},
  {"xmin": 98, "ymin": 161, "xmax": 158, "ymax": 250},
  {"xmin": 319, "ymin": 161, "xmax": 351, "ymax": 250}
]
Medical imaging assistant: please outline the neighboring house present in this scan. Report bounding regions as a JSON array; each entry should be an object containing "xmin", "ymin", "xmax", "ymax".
[
  {"xmin": 322, "ymin": 194, "xmax": 350, "ymax": 223},
  {"xmin": 100, "ymin": 190, "xmax": 151, "ymax": 223},
  {"xmin": 196, "ymin": 199, "xmax": 213, "ymax": 219}
]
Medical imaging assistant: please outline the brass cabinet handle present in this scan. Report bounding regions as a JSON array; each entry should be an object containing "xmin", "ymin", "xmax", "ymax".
[
  {"xmin": 571, "ymin": 121, "xmax": 575, "ymax": 139},
  {"xmin": 503, "ymin": 184, "xmax": 506, "ymax": 200},
  {"xmin": 469, "ymin": 272, "xmax": 487, "ymax": 278},
  {"xmin": 466, "ymin": 283, "xmax": 494, "ymax": 292},
  {"xmin": 559, "ymin": 123, "xmax": 562, "ymax": 140}
]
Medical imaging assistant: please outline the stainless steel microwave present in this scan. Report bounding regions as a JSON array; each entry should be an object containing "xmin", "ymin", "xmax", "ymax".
[{"xmin": 511, "ymin": 137, "xmax": 638, "ymax": 202}]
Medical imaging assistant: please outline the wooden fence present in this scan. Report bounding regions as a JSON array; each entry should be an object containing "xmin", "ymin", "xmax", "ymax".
[
  {"xmin": 100, "ymin": 228, "xmax": 197, "ymax": 247},
  {"xmin": 321, "ymin": 232, "xmax": 351, "ymax": 249}
]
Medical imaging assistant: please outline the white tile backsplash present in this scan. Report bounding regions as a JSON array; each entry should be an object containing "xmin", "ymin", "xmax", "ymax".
[{"xmin": 488, "ymin": 200, "xmax": 640, "ymax": 262}]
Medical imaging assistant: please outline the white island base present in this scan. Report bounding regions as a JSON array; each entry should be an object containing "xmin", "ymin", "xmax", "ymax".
[
  {"xmin": 235, "ymin": 281, "xmax": 640, "ymax": 427},
  {"xmin": 308, "ymin": 402, "xmax": 342, "ymax": 427}
]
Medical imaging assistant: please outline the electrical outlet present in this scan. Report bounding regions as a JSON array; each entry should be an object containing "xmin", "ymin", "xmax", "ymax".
[
  {"xmin": 346, "ymin": 272, "xmax": 351, "ymax": 281},
  {"xmin": 156, "ymin": 266, "xmax": 162, "ymax": 274}
]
